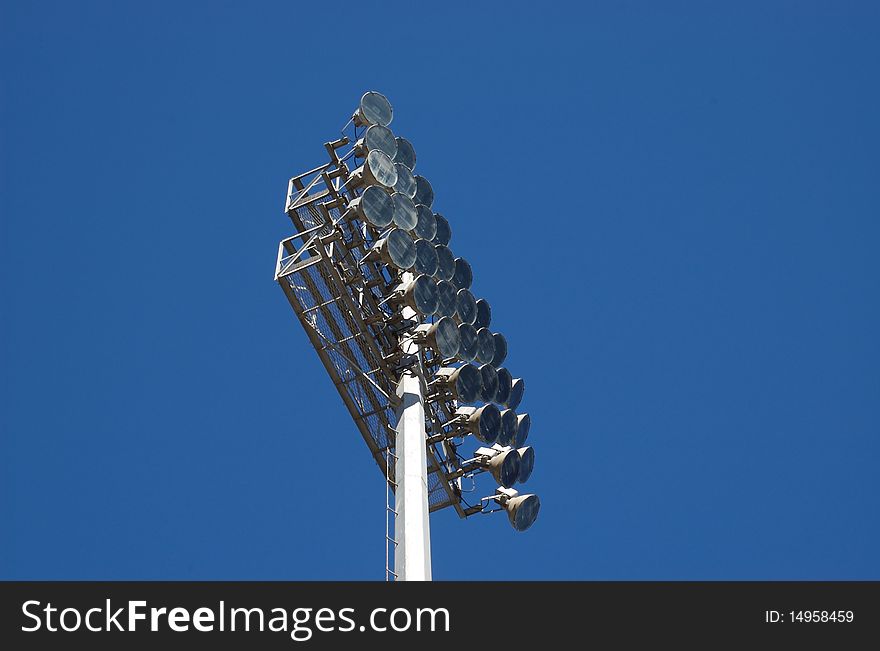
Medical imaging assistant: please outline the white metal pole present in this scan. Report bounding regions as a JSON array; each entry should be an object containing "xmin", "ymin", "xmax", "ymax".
[{"xmin": 393, "ymin": 272, "xmax": 432, "ymax": 581}]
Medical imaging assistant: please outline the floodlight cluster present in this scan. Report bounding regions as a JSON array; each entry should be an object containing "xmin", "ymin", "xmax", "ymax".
[
  {"xmin": 285, "ymin": 91, "xmax": 541, "ymax": 532},
  {"xmin": 350, "ymin": 92, "xmax": 541, "ymax": 532}
]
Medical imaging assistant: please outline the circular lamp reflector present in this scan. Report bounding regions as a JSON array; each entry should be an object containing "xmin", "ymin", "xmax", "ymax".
[
  {"xmin": 393, "ymin": 137, "xmax": 416, "ymax": 170},
  {"xmin": 457, "ymin": 323, "xmax": 478, "ymax": 362},
  {"xmin": 498, "ymin": 408, "xmax": 518, "ymax": 446},
  {"xmin": 456, "ymin": 288, "xmax": 477, "ymax": 325},
  {"xmin": 434, "ymin": 245, "xmax": 455, "ymax": 281},
  {"xmin": 428, "ymin": 317, "xmax": 460, "ymax": 360},
  {"xmin": 413, "ymin": 175, "xmax": 434, "ymax": 207},
  {"xmin": 494, "ymin": 367, "xmax": 512, "ymax": 405},
  {"xmin": 352, "ymin": 186, "xmax": 393, "ymax": 228},
  {"xmin": 507, "ymin": 493, "xmax": 540, "ymax": 532},
  {"xmin": 479, "ymin": 363, "xmax": 499, "ymax": 403},
  {"xmin": 491, "ymin": 332, "xmax": 508, "ymax": 367},
  {"xmin": 432, "ymin": 214, "xmax": 452, "ymax": 246},
  {"xmin": 405, "ymin": 275, "xmax": 437, "ymax": 316},
  {"xmin": 475, "ymin": 327, "xmax": 496, "ymax": 364},
  {"xmin": 469, "ymin": 403, "xmax": 500, "ymax": 443},
  {"xmin": 488, "ymin": 449, "xmax": 521, "ymax": 489},
  {"xmin": 513, "ymin": 413, "xmax": 530, "ymax": 447},
  {"xmin": 517, "ymin": 447, "xmax": 535, "ymax": 484},
  {"xmin": 414, "ymin": 204, "xmax": 438, "ymax": 240},
  {"xmin": 362, "ymin": 124, "xmax": 397, "ymax": 158},
  {"xmin": 355, "ymin": 91, "xmax": 393, "ymax": 127},
  {"xmin": 362, "ymin": 149, "xmax": 397, "ymax": 188},
  {"xmin": 379, "ymin": 228, "xmax": 416, "ymax": 270},
  {"xmin": 474, "ymin": 298, "xmax": 491, "ymax": 329},
  {"xmin": 451, "ymin": 257, "xmax": 473, "ymax": 291},
  {"xmin": 391, "ymin": 193, "xmax": 417, "ymax": 231},
  {"xmin": 506, "ymin": 378, "xmax": 524, "ymax": 410},
  {"xmin": 436, "ymin": 280, "xmax": 458, "ymax": 318},
  {"xmin": 448, "ymin": 363, "xmax": 479, "ymax": 403},
  {"xmin": 393, "ymin": 163, "xmax": 417, "ymax": 198},
  {"xmin": 413, "ymin": 239, "xmax": 439, "ymax": 277}
]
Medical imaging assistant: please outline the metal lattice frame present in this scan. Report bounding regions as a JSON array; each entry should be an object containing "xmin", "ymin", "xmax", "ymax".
[{"xmin": 275, "ymin": 149, "xmax": 468, "ymax": 516}]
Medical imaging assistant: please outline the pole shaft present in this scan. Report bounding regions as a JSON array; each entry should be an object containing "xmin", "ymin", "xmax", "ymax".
[{"xmin": 393, "ymin": 273, "xmax": 432, "ymax": 581}]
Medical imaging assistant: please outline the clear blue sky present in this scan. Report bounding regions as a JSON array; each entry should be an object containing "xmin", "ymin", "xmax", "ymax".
[{"xmin": 2, "ymin": 1, "xmax": 878, "ymax": 580}]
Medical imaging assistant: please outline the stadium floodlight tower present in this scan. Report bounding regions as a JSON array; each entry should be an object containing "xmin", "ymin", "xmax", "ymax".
[{"xmin": 276, "ymin": 91, "xmax": 541, "ymax": 581}]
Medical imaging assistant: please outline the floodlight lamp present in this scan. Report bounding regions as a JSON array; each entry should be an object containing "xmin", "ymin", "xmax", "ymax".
[
  {"xmin": 348, "ymin": 185, "xmax": 393, "ymax": 229},
  {"xmin": 478, "ymin": 363, "xmax": 499, "ymax": 403},
  {"xmin": 495, "ymin": 488, "xmax": 540, "ymax": 532},
  {"xmin": 391, "ymin": 192, "xmax": 418, "ymax": 231},
  {"xmin": 456, "ymin": 288, "xmax": 477, "ymax": 325},
  {"xmin": 490, "ymin": 332, "xmax": 507, "ymax": 367},
  {"xmin": 517, "ymin": 446, "xmax": 535, "ymax": 483},
  {"xmin": 433, "ymin": 245, "xmax": 455, "ymax": 281},
  {"xmin": 413, "ymin": 239, "xmax": 439, "ymax": 277},
  {"xmin": 456, "ymin": 403, "xmax": 500, "ymax": 443},
  {"xmin": 497, "ymin": 408, "xmax": 518, "ymax": 446},
  {"xmin": 397, "ymin": 274, "xmax": 438, "ymax": 316},
  {"xmin": 506, "ymin": 377, "xmax": 525, "ymax": 410},
  {"xmin": 393, "ymin": 163, "xmax": 417, "ymax": 198},
  {"xmin": 482, "ymin": 447, "xmax": 521, "ymax": 489},
  {"xmin": 513, "ymin": 413, "xmax": 530, "ymax": 447},
  {"xmin": 494, "ymin": 367, "xmax": 512, "ymax": 405},
  {"xmin": 451, "ymin": 257, "xmax": 473, "ymax": 291},
  {"xmin": 435, "ymin": 363, "xmax": 479, "ymax": 403},
  {"xmin": 420, "ymin": 317, "xmax": 460, "ymax": 360},
  {"xmin": 354, "ymin": 124, "xmax": 397, "ymax": 159},
  {"xmin": 413, "ymin": 175, "xmax": 434, "ymax": 208},
  {"xmin": 352, "ymin": 149, "xmax": 397, "ymax": 188},
  {"xmin": 474, "ymin": 298, "xmax": 491, "ymax": 329},
  {"xmin": 456, "ymin": 323, "xmax": 478, "ymax": 362},
  {"xmin": 435, "ymin": 280, "xmax": 458, "ymax": 319},
  {"xmin": 432, "ymin": 214, "xmax": 452, "ymax": 246},
  {"xmin": 475, "ymin": 327, "xmax": 496, "ymax": 364},
  {"xmin": 353, "ymin": 91, "xmax": 393, "ymax": 127},
  {"xmin": 393, "ymin": 137, "xmax": 416, "ymax": 170},
  {"xmin": 370, "ymin": 228, "xmax": 416, "ymax": 270},
  {"xmin": 414, "ymin": 204, "xmax": 438, "ymax": 241}
]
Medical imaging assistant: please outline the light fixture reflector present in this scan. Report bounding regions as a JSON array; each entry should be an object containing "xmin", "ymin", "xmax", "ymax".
[
  {"xmin": 434, "ymin": 245, "xmax": 455, "ymax": 281},
  {"xmin": 432, "ymin": 214, "xmax": 452, "ymax": 246},
  {"xmin": 350, "ymin": 185, "xmax": 392, "ymax": 228},
  {"xmin": 413, "ymin": 239, "xmax": 439, "ymax": 277},
  {"xmin": 491, "ymin": 332, "xmax": 507, "ymax": 367},
  {"xmin": 393, "ymin": 163, "xmax": 417, "ymax": 198},
  {"xmin": 413, "ymin": 175, "xmax": 434, "ymax": 207},
  {"xmin": 414, "ymin": 204, "xmax": 438, "ymax": 240},
  {"xmin": 456, "ymin": 323, "xmax": 478, "ymax": 362},
  {"xmin": 456, "ymin": 288, "xmax": 477, "ymax": 325},
  {"xmin": 393, "ymin": 137, "xmax": 416, "ymax": 170},
  {"xmin": 354, "ymin": 91, "xmax": 393, "ymax": 127},
  {"xmin": 435, "ymin": 280, "xmax": 458, "ymax": 319},
  {"xmin": 391, "ymin": 192, "xmax": 417, "ymax": 231},
  {"xmin": 475, "ymin": 327, "xmax": 496, "ymax": 364}
]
